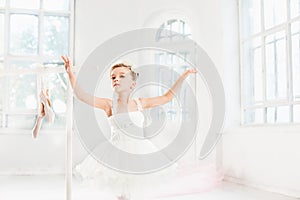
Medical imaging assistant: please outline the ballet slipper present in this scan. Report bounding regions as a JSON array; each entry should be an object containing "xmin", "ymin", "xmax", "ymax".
[
  {"xmin": 32, "ymin": 116, "xmax": 44, "ymax": 139},
  {"xmin": 40, "ymin": 91, "xmax": 55, "ymax": 123},
  {"xmin": 32, "ymin": 103, "xmax": 45, "ymax": 139},
  {"xmin": 39, "ymin": 91, "xmax": 49, "ymax": 107},
  {"xmin": 44, "ymin": 103, "xmax": 55, "ymax": 123}
]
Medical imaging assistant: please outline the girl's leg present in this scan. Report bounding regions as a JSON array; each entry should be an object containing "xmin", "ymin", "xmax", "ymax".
[{"xmin": 32, "ymin": 103, "xmax": 45, "ymax": 139}]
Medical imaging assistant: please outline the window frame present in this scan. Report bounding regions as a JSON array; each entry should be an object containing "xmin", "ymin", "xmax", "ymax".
[
  {"xmin": 239, "ymin": 0, "xmax": 300, "ymax": 125},
  {"xmin": 155, "ymin": 18, "xmax": 195, "ymax": 121},
  {"xmin": 0, "ymin": 0, "xmax": 75, "ymax": 132}
]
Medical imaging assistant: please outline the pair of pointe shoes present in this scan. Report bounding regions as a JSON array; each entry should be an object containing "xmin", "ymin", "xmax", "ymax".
[
  {"xmin": 32, "ymin": 90, "xmax": 55, "ymax": 139},
  {"xmin": 39, "ymin": 90, "xmax": 55, "ymax": 123}
]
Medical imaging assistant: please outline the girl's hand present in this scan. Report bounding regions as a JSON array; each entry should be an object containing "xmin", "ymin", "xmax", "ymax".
[
  {"xmin": 61, "ymin": 55, "xmax": 72, "ymax": 73},
  {"xmin": 183, "ymin": 68, "xmax": 197, "ymax": 78},
  {"xmin": 186, "ymin": 68, "xmax": 197, "ymax": 74}
]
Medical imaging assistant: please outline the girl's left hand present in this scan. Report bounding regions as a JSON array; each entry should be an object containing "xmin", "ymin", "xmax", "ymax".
[
  {"xmin": 183, "ymin": 68, "xmax": 197, "ymax": 78},
  {"xmin": 186, "ymin": 68, "xmax": 197, "ymax": 74}
]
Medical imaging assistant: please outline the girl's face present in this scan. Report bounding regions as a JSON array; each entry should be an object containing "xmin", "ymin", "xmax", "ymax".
[{"xmin": 110, "ymin": 67, "xmax": 136, "ymax": 93}]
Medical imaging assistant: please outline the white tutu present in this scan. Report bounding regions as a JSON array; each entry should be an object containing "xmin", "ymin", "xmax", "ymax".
[
  {"xmin": 74, "ymin": 98, "xmax": 223, "ymax": 199},
  {"xmin": 75, "ymin": 102, "xmax": 178, "ymax": 198},
  {"xmin": 75, "ymin": 153, "xmax": 178, "ymax": 199}
]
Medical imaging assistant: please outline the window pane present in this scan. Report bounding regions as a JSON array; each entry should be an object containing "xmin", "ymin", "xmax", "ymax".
[
  {"xmin": 9, "ymin": 61, "xmax": 39, "ymax": 69},
  {"xmin": 7, "ymin": 115, "xmax": 35, "ymax": 129},
  {"xmin": 177, "ymin": 52, "xmax": 190, "ymax": 64},
  {"xmin": 293, "ymin": 105, "xmax": 300, "ymax": 122},
  {"xmin": 276, "ymin": 106, "xmax": 290, "ymax": 123},
  {"xmin": 267, "ymin": 106, "xmax": 290, "ymax": 123},
  {"xmin": 44, "ymin": 0, "xmax": 69, "ymax": 11},
  {"xmin": 253, "ymin": 46, "xmax": 263, "ymax": 102},
  {"xmin": 169, "ymin": 20, "xmax": 182, "ymax": 40},
  {"xmin": 241, "ymin": 0, "xmax": 261, "ymax": 37},
  {"xmin": 244, "ymin": 108, "xmax": 264, "ymax": 124},
  {"xmin": 266, "ymin": 31, "xmax": 287, "ymax": 100},
  {"xmin": 181, "ymin": 20, "xmax": 191, "ymax": 36},
  {"xmin": 8, "ymin": 74, "xmax": 37, "ymax": 110},
  {"xmin": 179, "ymin": 51, "xmax": 190, "ymax": 61},
  {"xmin": 44, "ymin": 16, "xmax": 69, "ymax": 61},
  {"xmin": 267, "ymin": 107, "xmax": 276, "ymax": 123},
  {"xmin": 155, "ymin": 53, "xmax": 164, "ymax": 64},
  {"xmin": 243, "ymin": 38, "xmax": 263, "ymax": 105},
  {"xmin": 9, "ymin": 14, "xmax": 38, "ymax": 55},
  {"xmin": 0, "ymin": 14, "xmax": 4, "ymax": 56},
  {"xmin": 291, "ymin": 22, "xmax": 300, "ymax": 100},
  {"xmin": 10, "ymin": 0, "xmax": 39, "ymax": 9},
  {"xmin": 0, "ymin": 0, "xmax": 5, "ymax": 7},
  {"xmin": 264, "ymin": 0, "xmax": 287, "ymax": 30},
  {"xmin": 290, "ymin": 0, "xmax": 300, "ymax": 18},
  {"xmin": 0, "ymin": 77, "xmax": 4, "ymax": 110},
  {"xmin": 167, "ymin": 19, "xmax": 176, "ymax": 34},
  {"xmin": 166, "ymin": 53, "xmax": 175, "ymax": 64}
]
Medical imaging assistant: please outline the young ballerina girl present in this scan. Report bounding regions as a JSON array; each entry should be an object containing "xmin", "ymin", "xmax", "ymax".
[
  {"xmin": 61, "ymin": 55, "xmax": 197, "ymax": 199},
  {"xmin": 32, "ymin": 89, "xmax": 55, "ymax": 139}
]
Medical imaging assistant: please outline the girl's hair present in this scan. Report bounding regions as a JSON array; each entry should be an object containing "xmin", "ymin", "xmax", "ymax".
[{"xmin": 110, "ymin": 63, "xmax": 139, "ymax": 81}]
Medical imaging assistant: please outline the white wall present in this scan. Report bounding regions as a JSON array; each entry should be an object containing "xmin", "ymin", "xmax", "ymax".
[
  {"xmin": 0, "ymin": 129, "xmax": 86, "ymax": 175},
  {"xmin": 0, "ymin": 133, "xmax": 65, "ymax": 175},
  {"xmin": 222, "ymin": 127, "xmax": 300, "ymax": 197},
  {"xmin": 74, "ymin": 0, "xmax": 140, "ymax": 66}
]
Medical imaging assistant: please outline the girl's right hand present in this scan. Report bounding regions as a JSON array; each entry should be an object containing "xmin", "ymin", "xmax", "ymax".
[{"xmin": 61, "ymin": 55, "xmax": 72, "ymax": 73}]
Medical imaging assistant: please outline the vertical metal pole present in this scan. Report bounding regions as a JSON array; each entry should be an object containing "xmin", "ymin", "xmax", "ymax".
[
  {"xmin": 66, "ymin": 82, "xmax": 73, "ymax": 200},
  {"xmin": 66, "ymin": 0, "xmax": 75, "ymax": 196}
]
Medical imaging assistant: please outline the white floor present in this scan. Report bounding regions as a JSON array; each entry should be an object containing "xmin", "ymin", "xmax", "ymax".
[{"xmin": 0, "ymin": 175, "xmax": 298, "ymax": 200}]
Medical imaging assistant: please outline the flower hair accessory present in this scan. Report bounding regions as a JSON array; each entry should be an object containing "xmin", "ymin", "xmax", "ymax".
[{"xmin": 111, "ymin": 59, "xmax": 139, "ymax": 81}]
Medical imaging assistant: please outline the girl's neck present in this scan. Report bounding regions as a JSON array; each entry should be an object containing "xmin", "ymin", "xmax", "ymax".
[
  {"xmin": 116, "ymin": 92, "xmax": 131, "ymax": 104},
  {"xmin": 114, "ymin": 93, "xmax": 132, "ymax": 113}
]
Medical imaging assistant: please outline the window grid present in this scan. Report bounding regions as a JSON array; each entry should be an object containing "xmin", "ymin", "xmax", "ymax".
[
  {"xmin": 239, "ymin": 0, "xmax": 300, "ymax": 125},
  {"xmin": 155, "ymin": 19, "xmax": 193, "ymax": 121},
  {"xmin": 0, "ymin": 0, "xmax": 74, "ymax": 130},
  {"xmin": 157, "ymin": 19, "xmax": 192, "ymax": 42}
]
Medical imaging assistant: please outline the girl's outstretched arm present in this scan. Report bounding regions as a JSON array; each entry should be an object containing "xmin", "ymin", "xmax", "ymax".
[
  {"xmin": 140, "ymin": 68, "xmax": 197, "ymax": 108},
  {"xmin": 61, "ymin": 55, "xmax": 111, "ymax": 114}
]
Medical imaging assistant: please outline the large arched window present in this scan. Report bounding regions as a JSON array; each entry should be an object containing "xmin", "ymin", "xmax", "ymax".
[{"xmin": 155, "ymin": 19, "xmax": 194, "ymax": 121}]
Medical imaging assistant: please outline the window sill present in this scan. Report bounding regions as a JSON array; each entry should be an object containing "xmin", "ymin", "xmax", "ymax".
[
  {"xmin": 223, "ymin": 123, "xmax": 300, "ymax": 134},
  {"xmin": 0, "ymin": 128, "xmax": 66, "ymax": 135}
]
